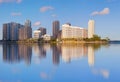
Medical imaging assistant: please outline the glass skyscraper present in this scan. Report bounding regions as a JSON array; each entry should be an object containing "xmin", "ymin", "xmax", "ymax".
[{"xmin": 52, "ymin": 20, "xmax": 60, "ymax": 39}]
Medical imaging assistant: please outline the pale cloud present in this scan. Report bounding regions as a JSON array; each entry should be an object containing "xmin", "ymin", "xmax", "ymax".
[
  {"xmin": 40, "ymin": 72, "xmax": 48, "ymax": 79},
  {"xmin": 40, "ymin": 6, "xmax": 54, "ymax": 12},
  {"xmin": 16, "ymin": 0, "xmax": 22, "ymax": 3},
  {"xmin": 107, "ymin": 0, "xmax": 118, "ymax": 2},
  {"xmin": 101, "ymin": 69, "xmax": 109, "ymax": 79},
  {"xmin": 33, "ymin": 21, "xmax": 41, "ymax": 26},
  {"xmin": 11, "ymin": 12, "xmax": 22, "ymax": 16},
  {"xmin": 92, "ymin": 69, "xmax": 109, "ymax": 79},
  {"xmin": 91, "ymin": 8, "xmax": 110, "ymax": 16},
  {"xmin": 33, "ymin": 56, "xmax": 41, "ymax": 64},
  {"xmin": 12, "ymin": 67, "xmax": 21, "ymax": 74},
  {"xmin": 0, "ymin": 0, "xmax": 22, "ymax": 3},
  {"xmin": 51, "ymin": 14, "xmax": 57, "ymax": 17}
]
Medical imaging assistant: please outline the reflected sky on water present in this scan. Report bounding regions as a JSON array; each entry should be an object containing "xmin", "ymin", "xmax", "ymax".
[{"xmin": 0, "ymin": 43, "xmax": 120, "ymax": 82}]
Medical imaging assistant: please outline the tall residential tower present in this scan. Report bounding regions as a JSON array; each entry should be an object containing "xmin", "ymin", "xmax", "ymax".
[
  {"xmin": 19, "ymin": 20, "xmax": 32, "ymax": 40},
  {"xmin": 88, "ymin": 20, "xmax": 95, "ymax": 38},
  {"xmin": 3, "ymin": 22, "xmax": 21, "ymax": 41},
  {"xmin": 52, "ymin": 20, "xmax": 60, "ymax": 39}
]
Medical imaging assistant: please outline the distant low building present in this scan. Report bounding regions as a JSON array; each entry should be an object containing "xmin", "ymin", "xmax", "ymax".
[
  {"xmin": 57, "ymin": 30, "xmax": 62, "ymax": 40},
  {"xmin": 38, "ymin": 27, "xmax": 46, "ymax": 35},
  {"xmin": 42, "ymin": 34, "xmax": 51, "ymax": 41},
  {"xmin": 33, "ymin": 30, "xmax": 41, "ymax": 39}
]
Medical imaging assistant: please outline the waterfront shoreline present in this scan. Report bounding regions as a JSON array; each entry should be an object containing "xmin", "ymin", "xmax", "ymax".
[
  {"xmin": 0, "ymin": 40, "xmax": 109, "ymax": 44},
  {"xmin": 61, "ymin": 41, "xmax": 108, "ymax": 44}
]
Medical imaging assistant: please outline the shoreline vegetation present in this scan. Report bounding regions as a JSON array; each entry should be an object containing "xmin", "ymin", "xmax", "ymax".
[{"xmin": 0, "ymin": 35, "xmax": 109, "ymax": 44}]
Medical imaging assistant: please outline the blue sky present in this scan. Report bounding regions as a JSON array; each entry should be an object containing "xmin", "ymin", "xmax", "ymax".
[{"xmin": 0, "ymin": 0, "xmax": 120, "ymax": 40}]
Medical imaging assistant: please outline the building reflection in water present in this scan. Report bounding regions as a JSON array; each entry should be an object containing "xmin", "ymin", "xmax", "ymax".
[
  {"xmin": 3, "ymin": 43, "xmax": 106, "ymax": 66},
  {"xmin": 3, "ymin": 44, "xmax": 32, "ymax": 65},
  {"xmin": 2, "ymin": 43, "xmax": 109, "ymax": 79},
  {"xmin": 60, "ymin": 44, "xmax": 105, "ymax": 67},
  {"xmin": 3, "ymin": 44, "xmax": 20, "ymax": 63},
  {"xmin": 33, "ymin": 44, "xmax": 48, "ymax": 59},
  {"xmin": 32, "ymin": 44, "xmax": 51, "ymax": 64},
  {"xmin": 88, "ymin": 45, "xmax": 95, "ymax": 66},
  {"xmin": 18, "ymin": 44, "xmax": 32, "ymax": 65},
  {"xmin": 61, "ymin": 44, "xmax": 88, "ymax": 63},
  {"xmin": 51, "ymin": 44, "xmax": 61, "ymax": 65},
  {"xmin": 33, "ymin": 44, "xmax": 61, "ymax": 65}
]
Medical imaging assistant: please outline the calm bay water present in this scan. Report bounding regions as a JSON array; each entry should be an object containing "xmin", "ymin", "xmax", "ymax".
[{"xmin": 0, "ymin": 43, "xmax": 120, "ymax": 82}]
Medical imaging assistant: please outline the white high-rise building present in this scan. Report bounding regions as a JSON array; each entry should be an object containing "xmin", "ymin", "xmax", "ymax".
[
  {"xmin": 88, "ymin": 20, "xmax": 95, "ymax": 38},
  {"xmin": 62, "ymin": 24, "xmax": 87, "ymax": 39}
]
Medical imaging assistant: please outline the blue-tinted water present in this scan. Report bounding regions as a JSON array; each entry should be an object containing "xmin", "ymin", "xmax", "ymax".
[{"xmin": 0, "ymin": 43, "xmax": 120, "ymax": 82}]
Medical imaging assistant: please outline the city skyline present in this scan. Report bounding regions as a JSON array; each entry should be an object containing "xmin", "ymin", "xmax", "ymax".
[
  {"xmin": 3, "ymin": 20, "xmax": 32, "ymax": 40},
  {"xmin": 0, "ymin": 0, "xmax": 120, "ymax": 40},
  {"xmin": 2, "ymin": 19, "xmax": 95, "ymax": 41}
]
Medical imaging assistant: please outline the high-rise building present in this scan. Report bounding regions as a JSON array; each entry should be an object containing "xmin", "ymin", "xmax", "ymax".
[
  {"xmin": 3, "ymin": 20, "xmax": 32, "ymax": 41},
  {"xmin": 18, "ymin": 26, "xmax": 25, "ymax": 40},
  {"xmin": 25, "ymin": 20, "xmax": 31, "ymax": 27},
  {"xmin": 3, "ymin": 22, "xmax": 21, "ymax": 41},
  {"xmin": 38, "ymin": 27, "xmax": 46, "ymax": 35},
  {"xmin": 24, "ymin": 20, "xmax": 32, "ymax": 39},
  {"xmin": 11, "ymin": 23, "xmax": 21, "ymax": 40},
  {"xmin": 19, "ymin": 20, "xmax": 32, "ymax": 40},
  {"xmin": 3, "ymin": 23, "xmax": 10, "ymax": 40},
  {"xmin": 88, "ymin": 20, "xmax": 95, "ymax": 38},
  {"xmin": 62, "ymin": 24, "xmax": 87, "ymax": 39},
  {"xmin": 52, "ymin": 20, "xmax": 60, "ymax": 39}
]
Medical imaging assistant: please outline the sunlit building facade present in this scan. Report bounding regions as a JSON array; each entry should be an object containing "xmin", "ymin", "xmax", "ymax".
[
  {"xmin": 88, "ymin": 20, "xmax": 95, "ymax": 38},
  {"xmin": 62, "ymin": 24, "xmax": 88, "ymax": 39}
]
